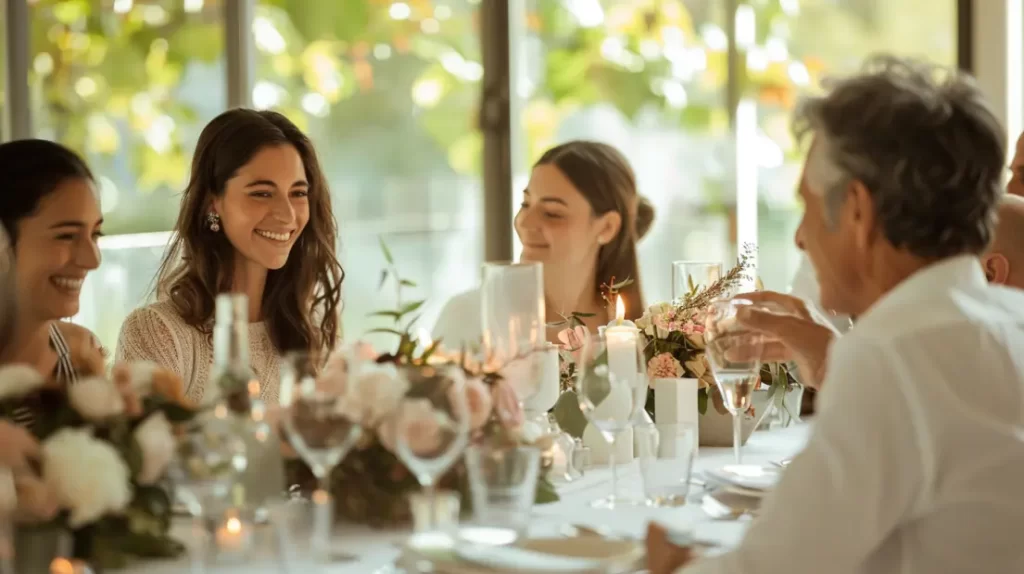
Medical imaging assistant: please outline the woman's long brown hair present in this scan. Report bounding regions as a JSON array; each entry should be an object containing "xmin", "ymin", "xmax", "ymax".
[
  {"xmin": 534, "ymin": 141, "xmax": 654, "ymax": 320},
  {"xmin": 153, "ymin": 109, "xmax": 344, "ymax": 355}
]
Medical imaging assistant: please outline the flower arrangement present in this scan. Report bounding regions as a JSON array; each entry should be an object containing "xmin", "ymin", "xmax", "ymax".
[
  {"xmin": 635, "ymin": 246, "xmax": 797, "ymax": 418},
  {"xmin": 0, "ymin": 342, "xmax": 196, "ymax": 569},
  {"xmin": 286, "ymin": 240, "xmax": 558, "ymax": 528}
]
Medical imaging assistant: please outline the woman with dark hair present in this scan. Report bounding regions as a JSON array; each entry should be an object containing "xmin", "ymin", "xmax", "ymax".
[
  {"xmin": 433, "ymin": 140, "xmax": 654, "ymax": 346},
  {"xmin": 116, "ymin": 109, "xmax": 344, "ymax": 405},
  {"xmin": 0, "ymin": 139, "xmax": 105, "ymax": 397}
]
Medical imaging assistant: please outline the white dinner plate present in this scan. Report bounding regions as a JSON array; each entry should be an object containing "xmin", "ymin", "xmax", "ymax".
[{"xmin": 705, "ymin": 464, "xmax": 782, "ymax": 491}]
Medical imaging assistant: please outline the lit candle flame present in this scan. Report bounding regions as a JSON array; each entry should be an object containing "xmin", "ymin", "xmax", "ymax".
[
  {"xmin": 416, "ymin": 328, "xmax": 433, "ymax": 349},
  {"xmin": 226, "ymin": 517, "xmax": 242, "ymax": 534},
  {"xmin": 615, "ymin": 295, "xmax": 625, "ymax": 323}
]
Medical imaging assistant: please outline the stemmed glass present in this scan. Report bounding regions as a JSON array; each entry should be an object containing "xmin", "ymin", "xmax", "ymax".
[
  {"xmin": 575, "ymin": 329, "xmax": 648, "ymax": 509},
  {"xmin": 168, "ymin": 408, "xmax": 248, "ymax": 573},
  {"xmin": 704, "ymin": 299, "xmax": 765, "ymax": 464},
  {"xmin": 480, "ymin": 261, "xmax": 545, "ymax": 404},
  {"xmin": 671, "ymin": 261, "xmax": 723, "ymax": 300},
  {"xmin": 392, "ymin": 364, "xmax": 471, "ymax": 535},
  {"xmin": 279, "ymin": 352, "xmax": 363, "ymax": 564}
]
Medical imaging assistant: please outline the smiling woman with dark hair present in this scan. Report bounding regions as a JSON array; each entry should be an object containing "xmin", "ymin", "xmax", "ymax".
[
  {"xmin": 116, "ymin": 109, "xmax": 344, "ymax": 405},
  {"xmin": 0, "ymin": 139, "xmax": 105, "ymax": 398}
]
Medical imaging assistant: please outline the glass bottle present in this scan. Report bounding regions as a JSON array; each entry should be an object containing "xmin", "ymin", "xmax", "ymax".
[{"xmin": 211, "ymin": 293, "xmax": 285, "ymax": 524}]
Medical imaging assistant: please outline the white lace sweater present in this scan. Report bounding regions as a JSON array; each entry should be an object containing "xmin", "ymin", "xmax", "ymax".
[{"xmin": 115, "ymin": 300, "xmax": 280, "ymax": 405}]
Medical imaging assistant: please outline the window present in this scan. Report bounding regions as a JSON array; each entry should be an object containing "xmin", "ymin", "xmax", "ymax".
[
  {"xmin": 748, "ymin": 0, "xmax": 957, "ymax": 290},
  {"xmin": 252, "ymin": 0, "xmax": 484, "ymax": 341},
  {"xmin": 517, "ymin": 0, "xmax": 731, "ymax": 307},
  {"xmin": 29, "ymin": 0, "xmax": 226, "ymax": 349},
  {"xmin": 30, "ymin": 0, "xmax": 226, "ymax": 235}
]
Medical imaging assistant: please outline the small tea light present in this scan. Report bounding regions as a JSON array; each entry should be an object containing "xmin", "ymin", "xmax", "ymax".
[
  {"xmin": 408, "ymin": 489, "xmax": 461, "ymax": 546},
  {"xmin": 214, "ymin": 514, "xmax": 253, "ymax": 554}
]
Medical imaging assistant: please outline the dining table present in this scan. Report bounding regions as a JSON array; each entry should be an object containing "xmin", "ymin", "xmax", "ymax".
[{"xmin": 127, "ymin": 422, "xmax": 812, "ymax": 573}]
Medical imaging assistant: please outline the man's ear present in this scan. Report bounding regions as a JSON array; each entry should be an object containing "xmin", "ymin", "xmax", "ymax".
[
  {"xmin": 981, "ymin": 252, "xmax": 1010, "ymax": 285},
  {"xmin": 846, "ymin": 179, "xmax": 877, "ymax": 251}
]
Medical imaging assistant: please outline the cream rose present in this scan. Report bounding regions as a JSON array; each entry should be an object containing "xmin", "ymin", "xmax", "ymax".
[
  {"xmin": 133, "ymin": 412, "xmax": 175, "ymax": 485},
  {"xmin": 68, "ymin": 376, "xmax": 125, "ymax": 421},
  {"xmin": 42, "ymin": 428, "xmax": 132, "ymax": 527},
  {"xmin": 336, "ymin": 362, "xmax": 408, "ymax": 427},
  {"xmin": 0, "ymin": 364, "xmax": 45, "ymax": 401},
  {"xmin": 377, "ymin": 398, "xmax": 444, "ymax": 456}
]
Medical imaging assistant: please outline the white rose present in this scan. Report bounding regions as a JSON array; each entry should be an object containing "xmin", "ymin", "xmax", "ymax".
[
  {"xmin": 338, "ymin": 363, "xmax": 408, "ymax": 427},
  {"xmin": 0, "ymin": 364, "xmax": 45, "ymax": 401},
  {"xmin": 42, "ymin": 428, "xmax": 132, "ymax": 527},
  {"xmin": 68, "ymin": 376, "xmax": 125, "ymax": 421},
  {"xmin": 133, "ymin": 412, "xmax": 175, "ymax": 485},
  {"xmin": 125, "ymin": 361, "xmax": 161, "ymax": 397}
]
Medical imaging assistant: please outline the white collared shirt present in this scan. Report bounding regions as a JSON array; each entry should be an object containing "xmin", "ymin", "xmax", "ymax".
[{"xmin": 683, "ymin": 255, "xmax": 1024, "ymax": 574}]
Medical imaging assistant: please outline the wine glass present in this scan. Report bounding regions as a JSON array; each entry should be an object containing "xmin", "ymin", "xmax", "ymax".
[
  {"xmin": 704, "ymin": 299, "xmax": 765, "ymax": 464},
  {"xmin": 168, "ymin": 408, "xmax": 248, "ymax": 573},
  {"xmin": 279, "ymin": 351, "xmax": 363, "ymax": 564},
  {"xmin": 480, "ymin": 261, "xmax": 545, "ymax": 404},
  {"xmin": 392, "ymin": 364, "xmax": 471, "ymax": 535},
  {"xmin": 671, "ymin": 261, "xmax": 723, "ymax": 300},
  {"xmin": 575, "ymin": 329, "xmax": 648, "ymax": 509}
]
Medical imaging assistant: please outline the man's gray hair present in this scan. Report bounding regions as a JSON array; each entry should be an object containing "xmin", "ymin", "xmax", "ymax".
[{"xmin": 795, "ymin": 55, "xmax": 1007, "ymax": 258}]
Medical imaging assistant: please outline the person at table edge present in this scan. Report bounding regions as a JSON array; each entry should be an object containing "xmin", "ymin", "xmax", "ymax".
[{"xmin": 648, "ymin": 56, "xmax": 1024, "ymax": 574}]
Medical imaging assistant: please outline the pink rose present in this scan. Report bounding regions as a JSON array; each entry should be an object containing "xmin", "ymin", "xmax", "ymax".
[
  {"xmin": 491, "ymin": 378, "xmax": 524, "ymax": 430},
  {"xmin": 647, "ymin": 352, "xmax": 684, "ymax": 381},
  {"xmin": 377, "ymin": 398, "xmax": 444, "ymax": 457},
  {"xmin": 464, "ymin": 377, "xmax": 493, "ymax": 430}
]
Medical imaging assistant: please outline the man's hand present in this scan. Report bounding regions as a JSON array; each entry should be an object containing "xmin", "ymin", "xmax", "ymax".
[
  {"xmin": 646, "ymin": 523, "xmax": 694, "ymax": 574},
  {"xmin": 733, "ymin": 291, "xmax": 839, "ymax": 389}
]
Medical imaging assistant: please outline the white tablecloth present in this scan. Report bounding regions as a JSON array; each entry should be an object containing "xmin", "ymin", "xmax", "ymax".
[{"xmin": 129, "ymin": 424, "xmax": 811, "ymax": 573}]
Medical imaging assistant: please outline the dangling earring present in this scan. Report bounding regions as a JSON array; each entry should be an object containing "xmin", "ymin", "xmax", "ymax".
[{"xmin": 207, "ymin": 212, "xmax": 221, "ymax": 232}]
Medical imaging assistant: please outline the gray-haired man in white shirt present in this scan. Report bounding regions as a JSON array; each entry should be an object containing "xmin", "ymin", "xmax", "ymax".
[{"xmin": 648, "ymin": 56, "xmax": 1024, "ymax": 574}]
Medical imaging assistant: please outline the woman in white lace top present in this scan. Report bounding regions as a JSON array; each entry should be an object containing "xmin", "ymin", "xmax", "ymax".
[{"xmin": 116, "ymin": 110, "xmax": 344, "ymax": 405}]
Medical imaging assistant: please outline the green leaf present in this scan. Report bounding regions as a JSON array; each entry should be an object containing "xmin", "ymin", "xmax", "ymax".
[
  {"xmin": 365, "ymin": 327, "xmax": 405, "ymax": 337},
  {"xmin": 399, "ymin": 279, "xmax": 417, "ymax": 288},
  {"xmin": 126, "ymin": 437, "xmax": 144, "ymax": 478},
  {"xmin": 551, "ymin": 391, "xmax": 587, "ymax": 438},
  {"xmin": 698, "ymin": 387, "xmax": 709, "ymax": 415},
  {"xmin": 368, "ymin": 310, "xmax": 402, "ymax": 320},
  {"xmin": 379, "ymin": 237, "xmax": 394, "ymax": 265},
  {"xmin": 378, "ymin": 269, "xmax": 389, "ymax": 289},
  {"xmin": 399, "ymin": 300, "xmax": 426, "ymax": 316},
  {"xmin": 534, "ymin": 476, "xmax": 560, "ymax": 504},
  {"xmin": 420, "ymin": 339, "xmax": 443, "ymax": 363},
  {"xmin": 158, "ymin": 402, "xmax": 196, "ymax": 423}
]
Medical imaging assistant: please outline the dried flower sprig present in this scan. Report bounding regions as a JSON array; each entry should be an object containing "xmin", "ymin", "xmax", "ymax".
[{"xmin": 599, "ymin": 276, "xmax": 634, "ymax": 306}]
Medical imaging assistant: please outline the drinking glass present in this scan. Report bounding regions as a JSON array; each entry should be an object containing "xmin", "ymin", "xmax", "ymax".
[
  {"xmin": 704, "ymin": 299, "xmax": 764, "ymax": 464},
  {"xmin": 671, "ymin": 261, "xmax": 723, "ymax": 300},
  {"xmin": 635, "ymin": 423, "xmax": 697, "ymax": 507},
  {"xmin": 464, "ymin": 444, "xmax": 541, "ymax": 545},
  {"xmin": 279, "ymin": 352, "xmax": 363, "ymax": 564},
  {"xmin": 480, "ymin": 261, "xmax": 545, "ymax": 403},
  {"xmin": 393, "ymin": 365, "xmax": 471, "ymax": 532},
  {"xmin": 575, "ymin": 330, "xmax": 648, "ymax": 508},
  {"xmin": 168, "ymin": 409, "xmax": 248, "ymax": 573}
]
